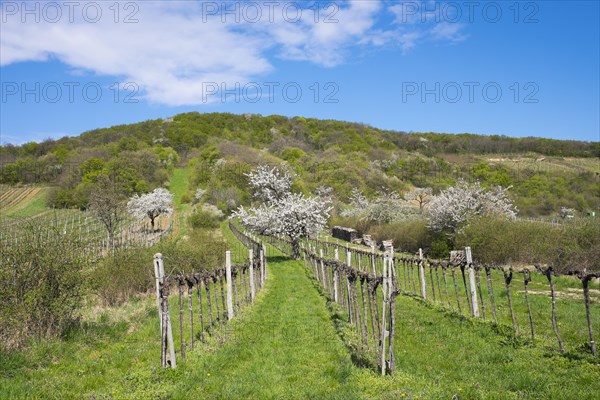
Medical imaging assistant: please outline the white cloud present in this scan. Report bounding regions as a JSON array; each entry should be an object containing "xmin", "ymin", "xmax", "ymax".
[
  {"xmin": 0, "ymin": 1, "xmax": 467, "ymax": 106},
  {"xmin": 431, "ymin": 22, "xmax": 468, "ymax": 42},
  {"xmin": 265, "ymin": 0, "xmax": 383, "ymax": 67},
  {"xmin": 386, "ymin": 2, "xmax": 468, "ymax": 51}
]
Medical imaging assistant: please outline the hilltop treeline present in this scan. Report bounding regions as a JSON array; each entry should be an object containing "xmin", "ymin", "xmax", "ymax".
[{"xmin": 1, "ymin": 112, "xmax": 598, "ymax": 163}]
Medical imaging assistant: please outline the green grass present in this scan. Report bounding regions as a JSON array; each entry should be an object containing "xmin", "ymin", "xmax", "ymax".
[
  {"xmin": 1, "ymin": 229, "xmax": 598, "ymax": 399},
  {"xmin": 168, "ymin": 167, "xmax": 192, "ymax": 240},
  {"xmin": 302, "ymin": 235, "xmax": 599, "ymax": 355},
  {"xmin": 169, "ymin": 168, "xmax": 191, "ymax": 213},
  {"xmin": 391, "ymin": 295, "xmax": 600, "ymax": 399},
  {"xmin": 403, "ymin": 264, "xmax": 600, "ymax": 354}
]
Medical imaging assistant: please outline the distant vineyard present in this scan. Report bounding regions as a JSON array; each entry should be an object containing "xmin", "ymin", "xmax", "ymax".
[
  {"xmin": 0, "ymin": 209, "xmax": 172, "ymax": 261},
  {"xmin": 0, "ymin": 185, "xmax": 45, "ymax": 211}
]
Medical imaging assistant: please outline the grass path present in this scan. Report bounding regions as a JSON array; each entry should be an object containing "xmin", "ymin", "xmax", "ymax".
[
  {"xmin": 168, "ymin": 168, "xmax": 192, "ymax": 239},
  {"xmin": 172, "ymin": 253, "xmax": 361, "ymax": 399}
]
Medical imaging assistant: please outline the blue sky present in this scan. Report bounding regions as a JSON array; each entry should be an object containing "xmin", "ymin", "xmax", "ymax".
[{"xmin": 1, "ymin": 0, "xmax": 599, "ymax": 145}]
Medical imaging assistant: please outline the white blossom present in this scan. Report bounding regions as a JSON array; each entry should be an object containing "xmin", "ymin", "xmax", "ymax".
[
  {"xmin": 233, "ymin": 164, "xmax": 330, "ymax": 258},
  {"xmin": 559, "ymin": 206, "xmax": 575, "ymax": 220},
  {"xmin": 234, "ymin": 193, "xmax": 331, "ymax": 240},
  {"xmin": 314, "ymin": 185, "xmax": 334, "ymax": 202},
  {"xmin": 428, "ymin": 180, "xmax": 517, "ymax": 232},
  {"xmin": 246, "ymin": 164, "xmax": 295, "ymax": 205},
  {"xmin": 342, "ymin": 188, "xmax": 414, "ymax": 223},
  {"xmin": 127, "ymin": 188, "xmax": 174, "ymax": 231}
]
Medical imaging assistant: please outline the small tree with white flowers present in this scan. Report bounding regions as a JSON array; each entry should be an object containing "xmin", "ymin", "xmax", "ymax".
[
  {"xmin": 233, "ymin": 165, "xmax": 330, "ymax": 259},
  {"xmin": 127, "ymin": 188, "xmax": 174, "ymax": 232},
  {"xmin": 428, "ymin": 180, "xmax": 517, "ymax": 232}
]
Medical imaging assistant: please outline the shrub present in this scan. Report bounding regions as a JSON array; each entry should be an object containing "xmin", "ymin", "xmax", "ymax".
[
  {"xmin": 93, "ymin": 247, "xmax": 155, "ymax": 306},
  {"xmin": 180, "ymin": 192, "xmax": 192, "ymax": 204},
  {"xmin": 93, "ymin": 231, "xmax": 228, "ymax": 306},
  {"xmin": 0, "ymin": 223, "xmax": 89, "ymax": 350},
  {"xmin": 369, "ymin": 219, "xmax": 428, "ymax": 254},
  {"xmin": 453, "ymin": 216, "xmax": 600, "ymax": 272},
  {"xmin": 188, "ymin": 206, "xmax": 223, "ymax": 229}
]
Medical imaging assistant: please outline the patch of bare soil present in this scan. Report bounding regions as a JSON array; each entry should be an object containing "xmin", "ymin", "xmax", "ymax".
[{"xmin": 519, "ymin": 288, "xmax": 600, "ymax": 303}]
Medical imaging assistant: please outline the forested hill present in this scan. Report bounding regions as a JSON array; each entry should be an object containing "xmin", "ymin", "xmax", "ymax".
[
  {"xmin": 1, "ymin": 112, "xmax": 599, "ymax": 216},
  {"xmin": 2, "ymin": 112, "xmax": 598, "ymax": 161}
]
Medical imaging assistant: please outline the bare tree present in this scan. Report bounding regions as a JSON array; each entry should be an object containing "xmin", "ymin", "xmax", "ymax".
[
  {"xmin": 404, "ymin": 187, "xmax": 433, "ymax": 211},
  {"xmin": 88, "ymin": 179, "xmax": 126, "ymax": 248}
]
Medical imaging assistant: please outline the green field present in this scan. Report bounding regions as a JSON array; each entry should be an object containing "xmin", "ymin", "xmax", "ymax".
[{"xmin": 2, "ymin": 225, "xmax": 598, "ymax": 399}]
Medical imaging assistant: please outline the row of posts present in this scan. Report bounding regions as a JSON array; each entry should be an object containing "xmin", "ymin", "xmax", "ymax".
[{"xmin": 153, "ymin": 244, "xmax": 267, "ymax": 368}]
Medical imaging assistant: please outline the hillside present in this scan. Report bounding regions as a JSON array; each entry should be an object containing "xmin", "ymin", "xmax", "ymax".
[{"xmin": 1, "ymin": 112, "xmax": 598, "ymax": 218}]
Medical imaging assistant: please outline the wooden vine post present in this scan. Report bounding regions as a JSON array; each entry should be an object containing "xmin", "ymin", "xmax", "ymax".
[
  {"xmin": 249, "ymin": 249, "xmax": 256, "ymax": 301},
  {"xmin": 154, "ymin": 253, "xmax": 176, "ymax": 368},
  {"xmin": 259, "ymin": 247, "xmax": 265, "ymax": 288},
  {"xmin": 178, "ymin": 278, "xmax": 186, "ymax": 359},
  {"xmin": 465, "ymin": 247, "xmax": 480, "ymax": 317},
  {"xmin": 226, "ymin": 251, "xmax": 234, "ymax": 321},
  {"xmin": 320, "ymin": 249, "xmax": 327, "ymax": 290},
  {"xmin": 371, "ymin": 246, "xmax": 377, "ymax": 275},
  {"xmin": 485, "ymin": 265, "xmax": 497, "ymax": 324},
  {"xmin": 523, "ymin": 269, "xmax": 535, "ymax": 340},
  {"xmin": 153, "ymin": 253, "xmax": 164, "ymax": 330},
  {"xmin": 333, "ymin": 246, "xmax": 339, "ymax": 303},
  {"xmin": 503, "ymin": 268, "xmax": 518, "ymax": 336},
  {"xmin": 418, "ymin": 248, "xmax": 427, "ymax": 299},
  {"xmin": 542, "ymin": 266, "xmax": 564, "ymax": 352},
  {"xmin": 262, "ymin": 244, "xmax": 267, "ymax": 280},
  {"xmin": 581, "ymin": 271, "xmax": 598, "ymax": 356},
  {"xmin": 380, "ymin": 252, "xmax": 389, "ymax": 376}
]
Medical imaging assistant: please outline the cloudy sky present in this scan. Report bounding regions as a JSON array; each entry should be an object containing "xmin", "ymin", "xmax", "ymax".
[{"xmin": 1, "ymin": 0, "xmax": 598, "ymax": 144}]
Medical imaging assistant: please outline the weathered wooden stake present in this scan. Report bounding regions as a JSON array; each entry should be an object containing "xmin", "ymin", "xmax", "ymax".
[
  {"xmin": 320, "ymin": 249, "xmax": 328, "ymax": 290},
  {"xmin": 154, "ymin": 254, "xmax": 164, "ymax": 331},
  {"xmin": 197, "ymin": 280, "xmax": 206, "ymax": 343},
  {"xmin": 485, "ymin": 266, "xmax": 497, "ymax": 323},
  {"xmin": 380, "ymin": 253, "xmax": 389, "ymax": 376},
  {"xmin": 334, "ymin": 247, "xmax": 339, "ymax": 303},
  {"xmin": 154, "ymin": 253, "xmax": 176, "ymax": 368},
  {"xmin": 260, "ymin": 248, "xmax": 265, "ymax": 288},
  {"xmin": 582, "ymin": 273, "xmax": 597, "ymax": 356},
  {"xmin": 371, "ymin": 246, "xmax": 377, "ymax": 275},
  {"xmin": 262, "ymin": 244, "xmax": 268, "ymax": 280},
  {"xmin": 178, "ymin": 280, "xmax": 186, "ymax": 359},
  {"xmin": 226, "ymin": 251, "xmax": 234, "ymax": 320},
  {"xmin": 187, "ymin": 280, "xmax": 194, "ymax": 349},
  {"xmin": 503, "ymin": 268, "xmax": 518, "ymax": 336},
  {"xmin": 346, "ymin": 250, "xmax": 353, "ymax": 323},
  {"xmin": 418, "ymin": 249, "xmax": 427, "ymax": 299},
  {"xmin": 249, "ymin": 249, "xmax": 256, "ymax": 301},
  {"xmin": 465, "ymin": 247, "xmax": 479, "ymax": 317},
  {"xmin": 544, "ymin": 267, "xmax": 564, "ymax": 352},
  {"xmin": 523, "ymin": 270, "xmax": 534, "ymax": 340}
]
